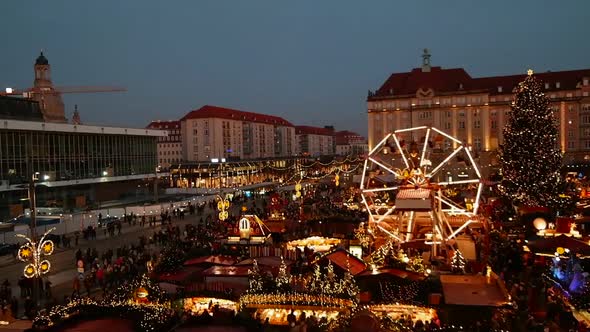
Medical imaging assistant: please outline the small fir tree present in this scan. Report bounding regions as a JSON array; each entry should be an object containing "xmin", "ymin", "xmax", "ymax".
[
  {"xmin": 309, "ymin": 264, "xmax": 323, "ymax": 294},
  {"xmin": 342, "ymin": 256, "xmax": 360, "ymax": 299},
  {"xmin": 499, "ymin": 70, "xmax": 567, "ymax": 212},
  {"xmin": 247, "ymin": 259, "xmax": 264, "ymax": 293},
  {"xmin": 275, "ymin": 256, "xmax": 292, "ymax": 291},
  {"xmin": 451, "ymin": 249, "xmax": 467, "ymax": 274}
]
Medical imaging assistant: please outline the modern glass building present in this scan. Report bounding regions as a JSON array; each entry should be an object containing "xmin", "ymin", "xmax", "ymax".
[{"xmin": 0, "ymin": 119, "xmax": 164, "ymax": 220}]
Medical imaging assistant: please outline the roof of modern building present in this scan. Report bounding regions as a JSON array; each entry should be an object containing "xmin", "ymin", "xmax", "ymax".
[
  {"xmin": 35, "ymin": 51, "xmax": 49, "ymax": 66},
  {"xmin": 181, "ymin": 105, "xmax": 293, "ymax": 126},
  {"xmin": 0, "ymin": 118, "xmax": 166, "ymax": 137},
  {"xmin": 0, "ymin": 96, "xmax": 44, "ymax": 122},
  {"xmin": 295, "ymin": 125, "xmax": 335, "ymax": 136},
  {"xmin": 146, "ymin": 120, "xmax": 180, "ymax": 130},
  {"xmin": 371, "ymin": 66, "xmax": 590, "ymax": 99}
]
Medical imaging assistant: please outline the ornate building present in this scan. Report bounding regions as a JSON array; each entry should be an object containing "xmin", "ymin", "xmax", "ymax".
[
  {"xmin": 31, "ymin": 52, "xmax": 67, "ymax": 123},
  {"xmin": 367, "ymin": 50, "xmax": 590, "ymax": 163}
]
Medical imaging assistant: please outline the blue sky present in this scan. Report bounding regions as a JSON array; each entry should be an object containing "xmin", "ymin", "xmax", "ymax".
[{"xmin": 1, "ymin": 0, "xmax": 589, "ymax": 136}]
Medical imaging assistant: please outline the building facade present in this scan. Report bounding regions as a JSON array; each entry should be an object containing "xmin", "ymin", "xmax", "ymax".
[
  {"xmin": 0, "ymin": 118, "xmax": 163, "ymax": 220},
  {"xmin": 30, "ymin": 52, "xmax": 67, "ymax": 123},
  {"xmin": 335, "ymin": 130, "xmax": 368, "ymax": 156},
  {"xmin": 367, "ymin": 50, "xmax": 590, "ymax": 163},
  {"xmin": 180, "ymin": 105, "xmax": 295, "ymax": 162},
  {"xmin": 146, "ymin": 120, "xmax": 182, "ymax": 169},
  {"xmin": 295, "ymin": 126, "xmax": 335, "ymax": 157}
]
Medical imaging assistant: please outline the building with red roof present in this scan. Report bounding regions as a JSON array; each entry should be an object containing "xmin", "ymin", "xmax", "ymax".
[
  {"xmin": 367, "ymin": 49, "xmax": 590, "ymax": 163},
  {"xmin": 295, "ymin": 125, "xmax": 335, "ymax": 156},
  {"xmin": 334, "ymin": 130, "xmax": 368, "ymax": 156},
  {"xmin": 146, "ymin": 120, "xmax": 181, "ymax": 169},
  {"xmin": 179, "ymin": 105, "xmax": 295, "ymax": 162}
]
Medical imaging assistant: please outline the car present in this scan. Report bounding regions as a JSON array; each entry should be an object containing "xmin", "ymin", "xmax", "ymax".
[
  {"xmin": 178, "ymin": 203, "xmax": 190, "ymax": 213},
  {"xmin": 0, "ymin": 243, "xmax": 18, "ymax": 257},
  {"xmin": 97, "ymin": 216, "xmax": 120, "ymax": 228}
]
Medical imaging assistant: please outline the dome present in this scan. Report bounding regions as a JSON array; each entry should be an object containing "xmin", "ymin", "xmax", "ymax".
[{"xmin": 35, "ymin": 51, "xmax": 49, "ymax": 65}]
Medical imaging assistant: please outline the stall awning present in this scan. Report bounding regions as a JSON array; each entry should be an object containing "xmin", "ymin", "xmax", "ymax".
[
  {"xmin": 184, "ymin": 255, "xmax": 238, "ymax": 266},
  {"xmin": 321, "ymin": 249, "xmax": 366, "ymax": 276},
  {"xmin": 440, "ymin": 275, "xmax": 509, "ymax": 307},
  {"xmin": 156, "ymin": 267, "xmax": 202, "ymax": 284}
]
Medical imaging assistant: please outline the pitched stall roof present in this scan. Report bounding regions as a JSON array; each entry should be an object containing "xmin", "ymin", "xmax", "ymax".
[
  {"xmin": 295, "ymin": 125, "xmax": 335, "ymax": 136},
  {"xmin": 321, "ymin": 249, "xmax": 367, "ymax": 276},
  {"xmin": 372, "ymin": 66, "xmax": 590, "ymax": 99},
  {"xmin": 181, "ymin": 105, "xmax": 293, "ymax": 126}
]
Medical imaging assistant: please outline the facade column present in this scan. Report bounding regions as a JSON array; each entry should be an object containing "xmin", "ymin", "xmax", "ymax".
[
  {"xmin": 466, "ymin": 109, "xmax": 473, "ymax": 146},
  {"xmin": 482, "ymin": 106, "xmax": 491, "ymax": 151},
  {"xmin": 368, "ymin": 112, "xmax": 375, "ymax": 150},
  {"xmin": 451, "ymin": 109, "xmax": 458, "ymax": 149},
  {"xmin": 560, "ymin": 101, "xmax": 567, "ymax": 153}
]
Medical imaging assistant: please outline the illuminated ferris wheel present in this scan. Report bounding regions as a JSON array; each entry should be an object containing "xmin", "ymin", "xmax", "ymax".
[{"xmin": 360, "ymin": 126, "xmax": 484, "ymax": 253}]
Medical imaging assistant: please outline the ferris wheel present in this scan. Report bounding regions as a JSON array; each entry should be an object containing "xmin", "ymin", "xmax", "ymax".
[{"xmin": 360, "ymin": 126, "xmax": 484, "ymax": 252}]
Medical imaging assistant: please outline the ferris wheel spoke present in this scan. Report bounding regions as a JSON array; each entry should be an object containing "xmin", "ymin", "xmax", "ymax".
[
  {"xmin": 360, "ymin": 159, "xmax": 369, "ymax": 190},
  {"xmin": 369, "ymin": 133, "xmax": 392, "ymax": 155},
  {"xmin": 362, "ymin": 186, "xmax": 399, "ymax": 193},
  {"xmin": 464, "ymin": 148, "xmax": 482, "ymax": 179},
  {"xmin": 391, "ymin": 135, "xmax": 409, "ymax": 169},
  {"xmin": 438, "ymin": 179, "xmax": 480, "ymax": 186},
  {"xmin": 473, "ymin": 183, "xmax": 484, "ymax": 215},
  {"xmin": 427, "ymin": 146, "xmax": 463, "ymax": 178},
  {"xmin": 431, "ymin": 127, "xmax": 462, "ymax": 145},
  {"xmin": 369, "ymin": 158, "xmax": 398, "ymax": 175},
  {"xmin": 420, "ymin": 128, "xmax": 431, "ymax": 167}
]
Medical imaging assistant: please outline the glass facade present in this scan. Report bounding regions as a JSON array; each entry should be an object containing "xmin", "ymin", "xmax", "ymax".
[{"xmin": 0, "ymin": 130, "xmax": 158, "ymax": 185}]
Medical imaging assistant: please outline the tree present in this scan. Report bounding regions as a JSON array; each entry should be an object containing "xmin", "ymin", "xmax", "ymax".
[
  {"xmin": 451, "ymin": 249, "xmax": 466, "ymax": 274},
  {"xmin": 247, "ymin": 260, "xmax": 264, "ymax": 293},
  {"xmin": 499, "ymin": 70, "xmax": 569, "ymax": 213},
  {"xmin": 275, "ymin": 256, "xmax": 292, "ymax": 292}
]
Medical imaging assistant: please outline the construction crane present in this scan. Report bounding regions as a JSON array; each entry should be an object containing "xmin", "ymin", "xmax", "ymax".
[{"xmin": 1, "ymin": 86, "xmax": 126, "ymax": 97}]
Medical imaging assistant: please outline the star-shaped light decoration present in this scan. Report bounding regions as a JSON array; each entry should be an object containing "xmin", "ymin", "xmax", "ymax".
[{"xmin": 527, "ymin": 69, "xmax": 534, "ymax": 76}]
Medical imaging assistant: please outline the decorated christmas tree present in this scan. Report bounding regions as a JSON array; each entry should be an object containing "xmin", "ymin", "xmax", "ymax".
[
  {"xmin": 247, "ymin": 259, "xmax": 264, "ymax": 293},
  {"xmin": 309, "ymin": 264, "xmax": 323, "ymax": 294},
  {"xmin": 499, "ymin": 70, "xmax": 569, "ymax": 213},
  {"xmin": 275, "ymin": 256, "xmax": 292, "ymax": 291},
  {"xmin": 451, "ymin": 249, "xmax": 466, "ymax": 274}
]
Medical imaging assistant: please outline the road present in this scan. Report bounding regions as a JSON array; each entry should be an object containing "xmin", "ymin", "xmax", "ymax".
[{"xmin": 0, "ymin": 195, "xmax": 258, "ymax": 311}]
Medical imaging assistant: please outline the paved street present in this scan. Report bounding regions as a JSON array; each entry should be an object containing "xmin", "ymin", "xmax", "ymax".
[{"xmin": 0, "ymin": 195, "xmax": 257, "ymax": 314}]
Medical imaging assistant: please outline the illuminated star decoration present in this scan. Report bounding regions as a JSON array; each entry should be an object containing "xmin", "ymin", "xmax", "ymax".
[{"xmin": 527, "ymin": 69, "xmax": 534, "ymax": 76}]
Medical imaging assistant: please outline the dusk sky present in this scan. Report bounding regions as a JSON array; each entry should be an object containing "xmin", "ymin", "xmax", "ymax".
[{"xmin": 1, "ymin": 1, "xmax": 589, "ymax": 136}]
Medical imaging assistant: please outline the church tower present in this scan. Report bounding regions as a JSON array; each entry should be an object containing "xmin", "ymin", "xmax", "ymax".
[{"xmin": 32, "ymin": 51, "xmax": 67, "ymax": 123}]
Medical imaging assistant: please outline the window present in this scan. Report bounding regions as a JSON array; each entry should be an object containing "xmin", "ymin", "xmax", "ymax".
[
  {"xmin": 556, "ymin": 82, "xmax": 561, "ymax": 88},
  {"xmin": 491, "ymin": 120, "xmax": 497, "ymax": 129},
  {"xmin": 568, "ymin": 141, "xmax": 575, "ymax": 149},
  {"xmin": 474, "ymin": 120, "xmax": 481, "ymax": 129},
  {"xmin": 473, "ymin": 138, "xmax": 482, "ymax": 151},
  {"xmin": 445, "ymin": 122, "xmax": 451, "ymax": 130},
  {"xmin": 459, "ymin": 121, "xmax": 465, "ymax": 129},
  {"xmin": 545, "ymin": 83, "xmax": 550, "ymax": 89},
  {"xmin": 497, "ymin": 86, "xmax": 503, "ymax": 93},
  {"xmin": 568, "ymin": 130, "xmax": 574, "ymax": 138}
]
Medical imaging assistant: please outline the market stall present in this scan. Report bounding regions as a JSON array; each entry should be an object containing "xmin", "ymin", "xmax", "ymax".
[{"xmin": 286, "ymin": 236, "xmax": 341, "ymax": 252}]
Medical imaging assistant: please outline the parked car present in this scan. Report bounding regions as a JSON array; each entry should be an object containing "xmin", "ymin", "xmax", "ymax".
[
  {"xmin": 97, "ymin": 216, "xmax": 120, "ymax": 228},
  {"xmin": 0, "ymin": 243, "xmax": 18, "ymax": 257}
]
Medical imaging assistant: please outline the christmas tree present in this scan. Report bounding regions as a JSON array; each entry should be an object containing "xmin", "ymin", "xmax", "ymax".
[
  {"xmin": 451, "ymin": 249, "xmax": 466, "ymax": 274},
  {"xmin": 275, "ymin": 256, "xmax": 292, "ymax": 291},
  {"xmin": 247, "ymin": 260, "xmax": 264, "ymax": 293},
  {"xmin": 499, "ymin": 70, "xmax": 565, "ymax": 211}
]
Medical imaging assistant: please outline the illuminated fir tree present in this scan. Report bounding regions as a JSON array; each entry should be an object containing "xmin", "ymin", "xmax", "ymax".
[
  {"xmin": 342, "ymin": 256, "xmax": 359, "ymax": 299},
  {"xmin": 309, "ymin": 264, "xmax": 323, "ymax": 294},
  {"xmin": 499, "ymin": 70, "xmax": 565, "ymax": 211},
  {"xmin": 247, "ymin": 259, "xmax": 264, "ymax": 293},
  {"xmin": 451, "ymin": 249, "xmax": 466, "ymax": 274},
  {"xmin": 275, "ymin": 256, "xmax": 292, "ymax": 291},
  {"xmin": 325, "ymin": 261, "xmax": 335, "ymax": 294}
]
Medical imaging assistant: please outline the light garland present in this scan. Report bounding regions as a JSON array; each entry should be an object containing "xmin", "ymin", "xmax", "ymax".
[{"xmin": 16, "ymin": 227, "xmax": 55, "ymax": 278}]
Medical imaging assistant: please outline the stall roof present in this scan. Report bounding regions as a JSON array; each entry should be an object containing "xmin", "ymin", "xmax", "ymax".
[
  {"xmin": 184, "ymin": 255, "xmax": 238, "ymax": 266},
  {"xmin": 321, "ymin": 249, "xmax": 366, "ymax": 276},
  {"xmin": 440, "ymin": 275, "xmax": 509, "ymax": 307},
  {"xmin": 527, "ymin": 234, "xmax": 590, "ymax": 256},
  {"xmin": 358, "ymin": 268, "xmax": 426, "ymax": 281},
  {"xmin": 157, "ymin": 266, "xmax": 203, "ymax": 284},
  {"xmin": 236, "ymin": 256, "xmax": 293, "ymax": 267},
  {"xmin": 203, "ymin": 266, "xmax": 251, "ymax": 277}
]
